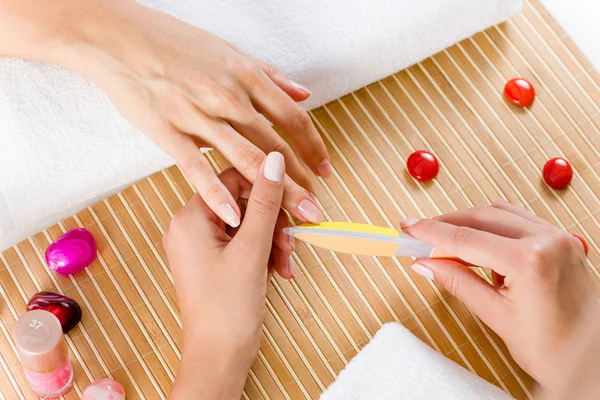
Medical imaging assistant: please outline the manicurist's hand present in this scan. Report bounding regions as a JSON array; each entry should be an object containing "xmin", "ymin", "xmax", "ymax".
[
  {"xmin": 0, "ymin": 0, "xmax": 328, "ymax": 228},
  {"xmin": 163, "ymin": 152, "xmax": 291, "ymax": 399},
  {"xmin": 399, "ymin": 201, "xmax": 598, "ymax": 393}
]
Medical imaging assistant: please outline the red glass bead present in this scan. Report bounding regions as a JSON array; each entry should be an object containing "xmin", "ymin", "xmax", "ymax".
[
  {"xmin": 504, "ymin": 78, "xmax": 535, "ymax": 107},
  {"xmin": 407, "ymin": 150, "xmax": 439, "ymax": 181},
  {"xmin": 572, "ymin": 234, "xmax": 589, "ymax": 256},
  {"xmin": 543, "ymin": 157, "xmax": 573, "ymax": 189},
  {"xmin": 27, "ymin": 291, "xmax": 82, "ymax": 333}
]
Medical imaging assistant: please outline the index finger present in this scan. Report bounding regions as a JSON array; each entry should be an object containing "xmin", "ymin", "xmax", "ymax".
[{"xmin": 401, "ymin": 218, "xmax": 522, "ymax": 275}]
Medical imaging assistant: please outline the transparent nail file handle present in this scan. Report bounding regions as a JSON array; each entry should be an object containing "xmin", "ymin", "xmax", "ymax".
[{"xmin": 284, "ymin": 227, "xmax": 435, "ymax": 258}]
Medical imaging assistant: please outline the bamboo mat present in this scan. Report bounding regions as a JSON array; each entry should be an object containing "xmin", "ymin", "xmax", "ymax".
[{"xmin": 1, "ymin": 0, "xmax": 600, "ymax": 398}]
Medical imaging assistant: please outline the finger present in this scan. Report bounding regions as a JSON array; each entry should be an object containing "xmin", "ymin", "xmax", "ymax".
[
  {"xmin": 433, "ymin": 206, "xmax": 539, "ymax": 238},
  {"xmin": 208, "ymin": 120, "xmax": 324, "ymax": 223},
  {"xmin": 411, "ymin": 259, "xmax": 505, "ymax": 333},
  {"xmin": 167, "ymin": 133, "xmax": 242, "ymax": 228},
  {"xmin": 256, "ymin": 61, "xmax": 312, "ymax": 102},
  {"xmin": 250, "ymin": 76, "xmax": 332, "ymax": 178},
  {"xmin": 490, "ymin": 200, "xmax": 552, "ymax": 227},
  {"xmin": 271, "ymin": 242, "xmax": 293, "ymax": 280},
  {"xmin": 217, "ymin": 167, "xmax": 252, "ymax": 201},
  {"xmin": 272, "ymin": 211, "xmax": 294, "ymax": 279},
  {"xmin": 229, "ymin": 111, "xmax": 315, "ymax": 193},
  {"xmin": 234, "ymin": 152, "xmax": 286, "ymax": 262},
  {"xmin": 401, "ymin": 218, "xmax": 521, "ymax": 275}
]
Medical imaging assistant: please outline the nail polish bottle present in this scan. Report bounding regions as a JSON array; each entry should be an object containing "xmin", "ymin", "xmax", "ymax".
[{"xmin": 14, "ymin": 310, "xmax": 74, "ymax": 398}]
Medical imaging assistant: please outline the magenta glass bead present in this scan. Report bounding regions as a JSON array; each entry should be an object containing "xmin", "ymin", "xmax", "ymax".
[
  {"xmin": 81, "ymin": 379, "xmax": 126, "ymax": 400},
  {"xmin": 27, "ymin": 291, "xmax": 82, "ymax": 333},
  {"xmin": 45, "ymin": 228, "xmax": 97, "ymax": 275}
]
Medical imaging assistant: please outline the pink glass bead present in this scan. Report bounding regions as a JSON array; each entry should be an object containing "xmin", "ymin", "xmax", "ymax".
[
  {"xmin": 45, "ymin": 228, "xmax": 97, "ymax": 275},
  {"xmin": 81, "ymin": 379, "xmax": 126, "ymax": 400},
  {"xmin": 27, "ymin": 291, "xmax": 82, "ymax": 334}
]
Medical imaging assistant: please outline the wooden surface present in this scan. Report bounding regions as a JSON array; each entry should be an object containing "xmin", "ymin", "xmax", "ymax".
[{"xmin": 1, "ymin": 1, "xmax": 599, "ymax": 398}]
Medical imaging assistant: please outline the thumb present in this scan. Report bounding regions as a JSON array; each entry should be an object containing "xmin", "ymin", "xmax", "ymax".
[
  {"xmin": 234, "ymin": 152, "xmax": 285, "ymax": 259},
  {"xmin": 410, "ymin": 259, "xmax": 505, "ymax": 331}
]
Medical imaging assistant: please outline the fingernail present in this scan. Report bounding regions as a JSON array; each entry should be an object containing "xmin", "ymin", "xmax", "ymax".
[
  {"xmin": 219, "ymin": 204, "xmax": 240, "ymax": 228},
  {"xmin": 289, "ymin": 256, "xmax": 295, "ymax": 277},
  {"xmin": 288, "ymin": 234, "xmax": 295, "ymax": 250},
  {"xmin": 298, "ymin": 199, "xmax": 324, "ymax": 223},
  {"xmin": 399, "ymin": 218, "xmax": 419, "ymax": 228},
  {"xmin": 411, "ymin": 263, "xmax": 434, "ymax": 280},
  {"xmin": 290, "ymin": 80, "xmax": 312, "ymax": 95},
  {"xmin": 317, "ymin": 159, "xmax": 332, "ymax": 178},
  {"xmin": 264, "ymin": 152, "xmax": 285, "ymax": 182}
]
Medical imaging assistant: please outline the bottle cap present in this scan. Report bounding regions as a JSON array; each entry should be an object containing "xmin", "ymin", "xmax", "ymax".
[{"xmin": 14, "ymin": 310, "xmax": 67, "ymax": 373}]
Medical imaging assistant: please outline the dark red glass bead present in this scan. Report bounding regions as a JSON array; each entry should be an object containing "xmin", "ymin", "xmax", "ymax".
[
  {"xmin": 543, "ymin": 157, "xmax": 573, "ymax": 189},
  {"xmin": 27, "ymin": 291, "xmax": 82, "ymax": 333},
  {"xmin": 572, "ymin": 234, "xmax": 589, "ymax": 256},
  {"xmin": 407, "ymin": 150, "xmax": 439, "ymax": 181},
  {"xmin": 504, "ymin": 78, "xmax": 535, "ymax": 107}
]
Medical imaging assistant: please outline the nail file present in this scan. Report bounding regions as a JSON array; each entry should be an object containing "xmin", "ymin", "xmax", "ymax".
[{"xmin": 284, "ymin": 222, "xmax": 459, "ymax": 260}]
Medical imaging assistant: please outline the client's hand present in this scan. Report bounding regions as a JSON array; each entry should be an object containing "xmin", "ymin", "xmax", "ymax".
[
  {"xmin": 12, "ymin": 0, "xmax": 328, "ymax": 228},
  {"xmin": 164, "ymin": 152, "xmax": 290, "ymax": 399},
  {"xmin": 400, "ymin": 201, "xmax": 597, "ymax": 392}
]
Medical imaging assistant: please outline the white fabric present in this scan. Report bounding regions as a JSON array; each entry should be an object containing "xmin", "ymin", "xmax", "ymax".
[
  {"xmin": 0, "ymin": 0, "xmax": 522, "ymax": 251},
  {"xmin": 540, "ymin": 0, "xmax": 600, "ymax": 71},
  {"xmin": 321, "ymin": 323, "xmax": 513, "ymax": 400}
]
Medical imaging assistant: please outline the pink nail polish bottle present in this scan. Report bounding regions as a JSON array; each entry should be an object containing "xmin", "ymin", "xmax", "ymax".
[{"xmin": 14, "ymin": 310, "xmax": 74, "ymax": 398}]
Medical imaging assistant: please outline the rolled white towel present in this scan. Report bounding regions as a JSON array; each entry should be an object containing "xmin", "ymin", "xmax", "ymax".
[
  {"xmin": 321, "ymin": 322, "xmax": 514, "ymax": 400},
  {"xmin": 0, "ymin": 0, "xmax": 522, "ymax": 251}
]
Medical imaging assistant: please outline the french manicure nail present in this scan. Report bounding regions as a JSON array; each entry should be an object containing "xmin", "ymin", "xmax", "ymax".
[
  {"xmin": 411, "ymin": 263, "xmax": 434, "ymax": 280},
  {"xmin": 264, "ymin": 152, "xmax": 285, "ymax": 182},
  {"xmin": 290, "ymin": 80, "xmax": 312, "ymax": 95},
  {"xmin": 289, "ymin": 256, "xmax": 295, "ymax": 277},
  {"xmin": 317, "ymin": 159, "xmax": 332, "ymax": 178},
  {"xmin": 399, "ymin": 218, "xmax": 419, "ymax": 228},
  {"xmin": 219, "ymin": 204, "xmax": 240, "ymax": 228},
  {"xmin": 298, "ymin": 199, "xmax": 324, "ymax": 223}
]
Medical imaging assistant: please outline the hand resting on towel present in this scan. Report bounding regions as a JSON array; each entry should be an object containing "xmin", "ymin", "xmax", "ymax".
[{"xmin": 0, "ymin": 0, "xmax": 329, "ymax": 228}]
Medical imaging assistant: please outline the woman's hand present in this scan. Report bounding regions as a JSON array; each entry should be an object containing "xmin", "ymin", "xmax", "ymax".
[
  {"xmin": 400, "ymin": 201, "xmax": 597, "ymax": 392},
  {"xmin": 164, "ymin": 152, "xmax": 291, "ymax": 399},
  {"xmin": 1, "ymin": 0, "xmax": 328, "ymax": 228}
]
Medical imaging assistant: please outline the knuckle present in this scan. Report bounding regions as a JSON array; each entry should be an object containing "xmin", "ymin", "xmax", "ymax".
[
  {"xmin": 441, "ymin": 273, "xmax": 460, "ymax": 297},
  {"xmin": 202, "ymin": 183, "xmax": 224, "ymax": 202},
  {"xmin": 251, "ymin": 191, "xmax": 281, "ymax": 214},
  {"xmin": 237, "ymin": 146, "xmax": 265, "ymax": 172},
  {"xmin": 290, "ymin": 106, "xmax": 312, "ymax": 133},
  {"xmin": 262, "ymin": 62, "xmax": 278, "ymax": 78},
  {"xmin": 271, "ymin": 139, "xmax": 292, "ymax": 157},
  {"xmin": 452, "ymin": 226, "xmax": 475, "ymax": 245},
  {"xmin": 181, "ymin": 156, "xmax": 209, "ymax": 179}
]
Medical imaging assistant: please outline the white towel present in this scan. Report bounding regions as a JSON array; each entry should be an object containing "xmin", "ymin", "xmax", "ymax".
[
  {"xmin": 0, "ymin": 0, "xmax": 522, "ymax": 251},
  {"xmin": 321, "ymin": 323, "xmax": 514, "ymax": 400}
]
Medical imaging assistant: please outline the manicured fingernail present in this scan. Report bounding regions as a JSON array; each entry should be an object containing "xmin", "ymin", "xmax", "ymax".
[
  {"xmin": 219, "ymin": 204, "xmax": 240, "ymax": 228},
  {"xmin": 290, "ymin": 80, "xmax": 312, "ymax": 95},
  {"xmin": 264, "ymin": 152, "xmax": 285, "ymax": 182},
  {"xmin": 317, "ymin": 159, "xmax": 332, "ymax": 178},
  {"xmin": 399, "ymin": 218, "xmax": 419, "ymax": 228},
  {"xmin": 298, "ymin": 199, "xmax": 323, "ymax": 223},
  {"xmin": 289, "ymin": 256, "xmax": 295, "ymax": 277},
  {"xmin": 411, "ymin": 263, "xmax": 434, "ymax": 280}
]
